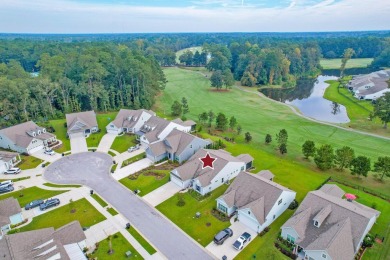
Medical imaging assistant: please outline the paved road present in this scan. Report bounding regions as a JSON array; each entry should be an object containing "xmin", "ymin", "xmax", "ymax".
[{"xmin": 44, "ymin": 152, "xmax": 213, "ymax": 260}]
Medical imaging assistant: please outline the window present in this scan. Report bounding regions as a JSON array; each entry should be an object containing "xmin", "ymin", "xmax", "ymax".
[
  {"xmin": 241, "ymin": 166, "xmax": 244, "ymax": 171},
  {"xmin": 287, "ymin": 234, "xmax": 295, "ymax": 243},
  {"xmin": 190, "ymin": 145, "xmax": 192, "ymax": 148},
  {"xmin": 221, "ymin": 178, "xmax": 224, "ymax": 183},
  {"xmin": 322, "ymin": 254, "xmax": 327, "ymax": 259},
  {"xmin": 248, "ymin": 211, "xmax": 251, "ymax": 215},
  {"xmin": 278, "ymin": 199, "xmax": 283, "ymax": 205},
  {"xmin": 218, "ymin": 203, "xmax": 227, "ymax": 213},
  {"xmin": 196, "ymin": 185, "xmax": 201, "ymax": 192},
  {"xmin": 314, "ymin": 221, "xmax": 319, "ymax": 227},
  {"xmin": 273, "ymin": 215, "xmax": 276, "ymax": 219}
]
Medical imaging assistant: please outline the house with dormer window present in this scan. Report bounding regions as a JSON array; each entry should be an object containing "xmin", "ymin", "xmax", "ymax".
[
  {"xmin": 66, "ymin": 111, "xmax": 98, "ymax": 137},
  {"xmin": 106, "ymin": 109, "xmax": 155, "ymax": 135},
  {"xmin": 0, "ymin": 121, "xmax": 57, "ymax": 154}
]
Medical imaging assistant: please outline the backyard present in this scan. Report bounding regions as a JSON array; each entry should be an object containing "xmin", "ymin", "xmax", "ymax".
[
  {"xmin": 49, "ymin": 118, "xmax": 70, "ymax": 153},
  {"xmin": 17, "ymin": 198, "xmax": 106, "ymax": 232},
  {"xmin": 110, "ymin": 134, "xmax": 138, "ymax": 153}
]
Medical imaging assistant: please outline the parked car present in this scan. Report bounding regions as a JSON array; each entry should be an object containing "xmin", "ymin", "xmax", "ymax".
[
  {"xmin": 213, "ymin": 228, "xmax": 233, "ymax": 245},
  {"xmin": 4, "ymin": 167, "xmax": 21, "ymax": 175},
  {"xmin": 39, "ymin": 198, "xmax": 60, "ymax": 211},
  {"xmin": 128, "ymin": 144, "xmax": 140, "ymax": 153},
  {"xmin": 44, "ymin": 149, "xmax": 55, "ymax": 155},
  {"xmin": 25, "ymin": 199, "xmax": 44, "ymax": 210},
  {"xmin": 0, "ymin": 180, "xmax": 13, "ymax": 188},
  {"xmin": 232, "ymin": 232, "xmax": 252, "ymax": 250},
  {"xmin": 0, "ymin": 185, "xmax": 14, "ymax": 194}
]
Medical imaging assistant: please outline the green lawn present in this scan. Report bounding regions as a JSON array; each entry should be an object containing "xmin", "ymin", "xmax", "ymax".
[
  {"xmin": 91, "ymin": 193, "xmax": 108, "ymax": 207},
  {"xmin": 107, "ymin": 207, "xmax": 119, "ymax": 216},
  {"xmin": 320, "ymin": 58, "xmax": 373, "ymax": 69},
  {"xmin": 17, "ymin": 198, "xmax": 106, "ymax": 232},
  {"xmin": 89, "ymin": 232, "xmax": 144, "ymax": 259},
  {"xmin": 49, "ymin": 118, "xmax": 70, "ymax": 153},
  {"xmin": 42, "ymin": 183, "xmax": 81, "ymax": 188},
  {"xmin": 121, "ymin": 153, "xmax": 146, "ymax": 168},
  {"xmin": 128, "ymin": 227, "xmax": 157, "ymax": 254},
  {"xmin": 111, "ymin": 134, "xmax": 137, "ymax": 153},
  {"xmin": 86, "ymin": 111, "xmax": 118, "ymax": 147},
  {"xmin": 155, "ymin": 67, "xmax": 390, "ymax": 196},
  {"xmin": 18, "ymin": 155, "xmax": 43, "ymax": 170},
  {"xmin": 0, "ymin": 187, "xmax": 67, "ymax": 207},
  {"xmin": 0, "ymin": 176, "xmax": 30, "ymax": 183},
  {"xmin": 119, "ymin": 170, "xmax": 170, "ymax": 196},
  {"xmin": 156, "ymin": 184, "xmax": 231, "ymax": 247},
  {"xmin": 176, "ymin": 46, "xmax": 203, "ymax": 63}
]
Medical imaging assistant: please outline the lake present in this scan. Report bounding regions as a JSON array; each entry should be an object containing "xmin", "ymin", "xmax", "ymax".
[{"xmin": 260, "ymin": 76, "xmax": 350, "ymax": 124}]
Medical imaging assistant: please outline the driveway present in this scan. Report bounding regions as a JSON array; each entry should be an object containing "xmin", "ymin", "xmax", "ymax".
[
  {"xmin": 32, "ymin": 149, "xmax": 62, "ymax": 163},
  {"xmin": 97, "ymin": 133, "xmax": 117, "ymax": 153},
  {"xmin": 44, "ymin": 152, "xmax": 213, "ymax": 260},
  {"xmin": 70, "ymin": 132, "xmax": 88, "ymax": 154},
  {"xmin": 143, "ymin": 182, "xmax": 181, "ymax": 207},
  {"xmin": 113, "ymin": 158, "xmax": 153, "ymax": 180},
  {"xmin": 205, "ymin": 220, "xmax": 257, "ymax": 260}
]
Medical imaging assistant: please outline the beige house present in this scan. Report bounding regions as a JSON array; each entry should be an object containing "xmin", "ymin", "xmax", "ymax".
[{"xmin": 66, "ymin": 111, "xmax": 98, "ymax": 137}]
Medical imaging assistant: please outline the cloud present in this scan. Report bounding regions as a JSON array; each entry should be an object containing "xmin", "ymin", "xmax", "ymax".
[{"xmin": 0, "ymin": 0, "xmax": 389, "ymax": 33}]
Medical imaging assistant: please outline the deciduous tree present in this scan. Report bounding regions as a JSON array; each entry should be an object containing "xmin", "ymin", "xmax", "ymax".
[
  {"xmin": 350, "ymin": 156, "xmax": 371, "ymax": 177},
  {"xmin": 302, "ymin": 140, "xmax": 316, "ymax": 159},
  {"xmin": 373, "ymin": 92, "xmax": 390, "ymax": 129},
  {"xmin": 334, "ymin": 146, "xmax": 355, "ymax": 171},
  {"xmin": 216, "ymin": 113, "xmax": 228, "ymax": 130},
  {"xmin": 314, "ymin": 144, "xmax": 334, "ymax": 170},
  {"xmin": 245, "ymin": 132, "xmax": 252, "ymax": 143},
  {"xmin": 171, "ymin": 100, "xmax": 182, "ymax": 116},
  {"xmin": 229, "ymin": 116, "xmax": 237, "ymax": 129},
  {"xmin": 373, "ymin": 156, "xmax": 390, "ymax": 180},
  {"xmin": 265, "ymin": 134, "xmax": 272, "ymax": 144}
]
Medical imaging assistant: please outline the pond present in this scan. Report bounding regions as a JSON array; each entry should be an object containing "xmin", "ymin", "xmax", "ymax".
[{"xmin": 260, "ymin": 76, "xmax": 350, "ymax": 123}]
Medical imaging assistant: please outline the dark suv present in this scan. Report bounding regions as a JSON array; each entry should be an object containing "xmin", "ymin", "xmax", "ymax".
[
  {"xmin": 0, "ymin": 185, "xmax": 14, "ymax": 194},
  {"xmin": 40, "ymin": 198, "xmax": 60, "ymax": 211},
  {"xmin": 25, "ymin": 199, "xmax": 44, "ymax": 210},
  {"xmin": 213, "ymin": 228, "xmax": 233, "ymax": 245}
]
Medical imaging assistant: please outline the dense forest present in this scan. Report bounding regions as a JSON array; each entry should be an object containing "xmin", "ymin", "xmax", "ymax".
[{"xmin": 0, "ymin": 31, "xmax": 389, "ymax": 127}]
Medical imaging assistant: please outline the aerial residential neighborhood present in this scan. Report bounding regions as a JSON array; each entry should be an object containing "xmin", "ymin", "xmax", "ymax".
[{"xmin": 0, "ymin": 1, "xmax": 389, "ymax": 260}]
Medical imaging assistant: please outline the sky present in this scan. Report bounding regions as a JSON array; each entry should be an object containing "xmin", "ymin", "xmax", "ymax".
[{"xmin": 0, "ymin": 0, "xmax": 389, "ymax": 33}]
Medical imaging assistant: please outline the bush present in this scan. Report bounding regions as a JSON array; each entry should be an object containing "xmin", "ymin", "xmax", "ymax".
[
  {"xmin": 371, "ymin": 202, "xmax": 377, "ymax": 209},
  {"xmin": 288, "ymin": 200, "xmax": 299, "ymax": 210},
  {"xmin": 363, "ymin": 234, "xmax": 375, "ymax": 248},
  {"xmin": 259, "ymin": 226, "xmax": 270, "ymax": 236},
  {"xmin": 176, "ymin": 194, "xmax": 185, "ymax": 207},
  {"xmin": 63, "ymin": 122, "xmax": 67, "ymax": 128}
]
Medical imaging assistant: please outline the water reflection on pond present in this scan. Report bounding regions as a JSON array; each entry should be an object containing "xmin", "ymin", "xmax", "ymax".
[{"xmin": 260, "ymin": 75, "xmax": 350, "ymax": 123}]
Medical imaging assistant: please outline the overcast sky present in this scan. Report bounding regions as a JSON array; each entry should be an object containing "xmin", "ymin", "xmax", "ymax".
[{"xmin": 1, "ymin": 0, "xmax": 389, "ymax": 33}]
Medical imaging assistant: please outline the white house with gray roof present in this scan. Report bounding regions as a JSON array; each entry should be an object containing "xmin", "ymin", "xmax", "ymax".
[
  {"xmin": 146, "ymin": 129, "xmax": 210, "ymax": 163},
  {"xmin": 170, "ymin": 149, "xmax": 253, "ymax": 195},
  {"xmin": 217, "ymin": 171, "xmax": 295, "ymax": 233},
  {"xmin": 0, "ymin": 121, "xmax": 57, "ymax": 154},
  {"xmin": 106, "ymin": 109, "xmax": 155, "ymax": 135},
  {"xmin": 0, "ymin": 221, "xmax": 86, "ymax": 259},
  {"xmin": 281, "ymin": 184, "xmax": 380, "ymax": 260},
  {"xmin": 347, "ymin": 70, "xmax": 390, "ymax": 100},
  {"xmin": 66, "ymin": 110, "xmax": 98, "ymax": 136},
  {"xmin": 0, "ymin": 151, "xmax": 21, "ymax": 174},
  {"xmin": 0, "ymin": 198, "xmax": 24, "ymax": 239}
]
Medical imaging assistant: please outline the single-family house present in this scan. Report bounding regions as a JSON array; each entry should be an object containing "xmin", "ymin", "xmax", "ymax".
[
  {"xmin": 66, "ymin": 111, "xmax": 98, "ymax": 137},
  {"xmin": 106, "ymin": 109, "xmax": 155, "ymax": 135},
  {"xmin": 0, "ymin": 151, "xmax": 21, "ymax": 174},
  {"xmin": 146, "ymin": 129, "xmax": 210, "ymax": 163},
  {"xmin": 0, "ymin": 221, "xmax": 87, "ymax": 259},
  {"xmin": 0, "ymin": 198, "xmax": 24, "ymax": 238},
  {"xmin": 216, "ymin": 171, "xmax": 295, "ymax": 233},
  {"xmin": 347, "ymin": 70, "xmax": 390, "ymax": 100},
  {"xmin": 281, "ymin": 184, "xmax": 380, "ymax": 260},
  {"xmin": 0, "ymin": 121, "xmax": 57, "ymax": 154},
  {"xmin": 170, "ymin": 149, "xmax": 253, "ymax": 195},
  {"xmin": 171, "ymin": 118, "xmax": 197, "ymax": 133}
]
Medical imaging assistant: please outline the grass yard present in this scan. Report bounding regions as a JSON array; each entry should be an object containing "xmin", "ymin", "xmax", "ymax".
[
  {"xmin": 49, "ymin": 118, "xmax": 70, "ymax": 153},
  {"xmin": 320, "ymin": 58, "xmax": 373, "ymax": 69},
  {"xmin": 110, "ymin": 134, "xmax": 137, "ymax": 153},
  {"xmin": 91, "ymin": 193, "xmax": 108, "ymax": 207},
  {"xmin": 127, "ymin": 227, "xmax": 157, "ymax": 254},
  {"xmin": 121, "ymin": 153, "xmax": 146, "ymax": 168},
  {"xmin": 89, "ymin": 232, "xmax": 144, "ymax": 259},
  {"xmin": 176, "ymin": 46, "xmax": 203, "ymax": 63},
  {"xmin": 155, "ymin": 67, "xmax": 390, "ymax": 196},
  {"xmin": 156, "ymin": 184, "xmax": 231, "ymax": 247},
  {"xmin": 119, "ymin": 170, "xmax": 170, "ymax": 196},
  {"xmin": 0, "ymin": 176, "xmax": 30, "ymax": 183},
  {"xmin": 0, "ymin": 187, "xmax": 67, "ymax": 207},
  {"xmin": 86, "ymin": 111, "xmax": 118, "ymax": 147},
  {"xmin": 17, "ymin": 198, "xmax": 106, "ymax": 232},
  {"xmin": 107, "ymin": 207, "xmax": 119, "ymax": 216},
  {"xmin": 42, "ymin": 183, "xmax": 81, "ymax": 188},
  {"xmin": 18, "ymin": 155, "xmax": 43, "ymax": 170}
]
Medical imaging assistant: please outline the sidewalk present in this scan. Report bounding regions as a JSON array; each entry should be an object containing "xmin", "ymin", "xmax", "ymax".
[
  {"xmin": 143, "ymin": 182, "xmax": 181, "ymax": 207},
  {"xmin": 113, "ymin": 158, "xmax": 153, "ymax": 180}
]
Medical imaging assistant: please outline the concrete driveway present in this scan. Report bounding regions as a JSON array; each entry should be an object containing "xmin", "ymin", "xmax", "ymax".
[
  {"xmin": 44, "ymin": 152, "xmax": 213, "ymax": 260},
  {"xmin": 143, "ymin": 182, "xmax": 181, "ymax": 207},
  {"xmin": 32, "ymin": 149, "xmax": 62, "ymax": 163},
  {"xmin": 70, "ymin": 132, "xmax": 88, "ymax": 154},
  {"xmin": 97, "ymin": 133, "xmax": 117, "ymax": 153},
  {"xmin": 113, "ymin": 158, "xmax": 153, "ymax": 180},
  {"xmin": 206, "ymin": 220, "xmax": 257, "ymax": 260}
]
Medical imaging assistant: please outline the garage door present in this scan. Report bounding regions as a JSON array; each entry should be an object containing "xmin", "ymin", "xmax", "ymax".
[
  {"xmin": 238, "ymin": 212, "xmax": 260, "ymax": 233},
  {"xmin": 28, "ymin": 145, "xmax": 44, "ymax": 154},
  {"xmin": 170, "ymin": 174, "xmax": 184, "ymax": 188},
  {"xmin": 107, "ymin": 128, "xmax": 119, "ymax": 135}
]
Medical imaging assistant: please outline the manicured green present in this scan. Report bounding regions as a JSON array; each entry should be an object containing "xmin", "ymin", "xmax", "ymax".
[
  {"xmin": 119, "ymin": 170, "xmax": 170, "ymax": 196},
  {"xmin": 111, "ymin": 134, "xmax": 137, "ymax": 153},
  {"xmin": 333, "ymin": 183, "xmax": 390, "ymax": 260},
  {"xmin": 108, "ymin": 150, "xmax": 117, "ymax": 157},
  {"xmin": 89, "ymin": 232, "xmax": 143, "ymax": 259},
  {"xmin": 0, "ymin": 176, "xmax": 30, "ymax": 183},
  {"xmin": 156, "ymin": 184, "xmax": 231, "ymax": 247},
  {"xmin": 42, "ymin": 183, "xmax": 81, "ymax": 188},
  {"xmin": 155, "ymin": 67, "xmax": 390, "ymax": 196},
  {"xmin": 86, "ymin": 111, "xmax": 118, "ymax": 147},
  {"xmin": 176, "ymin": 46, "xmax": 203, "ymax": 63},
  {"xmin": 107, "ymin": 207, "xmax": 119, "ymax": 216},
  {"xmin": 18, "ymin": 198, "xmax": 106, "ymax": 231},
  {"xmin": 128, "ymin": 228, "xmax": 157, "ymax": 254},
  {"xmin": 121, "ymin": 153, "xmax": 146, "ymax": 168},
  {"xmin": 0, "ymin": 186, "xmax": 67, "ymax": 207},
  {"xmin": 49, "ymin": 118, "xmax": 70, "ymax": 153},
  {"xmin": 91, "ymin": 193, "xmax": 108, "ymax": 207},
  {"xmin": 18, "ymin": 155, "xmax": 43, "ymax": 170},
  {"xmin": 320, "ymin": 58, "xmax": 373, "ymax": 69},
  {"xmin": 111, "ymin": 163, "xmax": 118, "ymax": 172}
]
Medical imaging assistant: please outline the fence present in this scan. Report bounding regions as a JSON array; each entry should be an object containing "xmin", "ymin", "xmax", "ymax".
[{"xmin": 336, "ymin": 83, "xmax": 372, "ymax": 114}]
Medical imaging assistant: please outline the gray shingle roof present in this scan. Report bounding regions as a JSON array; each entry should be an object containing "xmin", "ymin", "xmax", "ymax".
[
  {"xmin": 236, "ymin": 154, "xmax": 254, "ymax": 164},
  {"xmin": 111, "ymin": 109, "xmax": 154, "ymax": 129},
  {"xmin": 0, "ymin": 151, "xmax": 18, "ymax": 162},
  {"xmin": 257, "ymin": 170, "xmax": 275, "ymax": 180},
  {"xmin": 319, "ymin": 184, "xmax": 345, "ymax": 198},
  {"xmin": 66, "ymin": 111, "xmax": 97, "ymax": 133},
  {"xmin": 0, "ymin": 198, "xmax": 21, "ymax": 226}
]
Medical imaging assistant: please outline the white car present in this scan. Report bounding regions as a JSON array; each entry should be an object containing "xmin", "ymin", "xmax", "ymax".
[
  {"xmin": 44, "ymin": 149, "xmax": 55, "ymax": 155},
  {"xmin": 0, "ymin": 180, "xmax": 13, "ymax": 187},
  {"xmin": 232, "ymin": 232, "xmax": 252, "ymax": 250},
  {"xmin": 127, "ymin": 145, "xmax": 140, "ymax": 153},
  {"xmin": 4, "ymin": 167, "xmax": 21, "ymax": 175}
]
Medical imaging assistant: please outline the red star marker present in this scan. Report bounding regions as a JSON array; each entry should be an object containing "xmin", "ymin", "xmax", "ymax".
[{"xmin": 200, "ymin": 152, "xmax": 216, "ymax": 169}]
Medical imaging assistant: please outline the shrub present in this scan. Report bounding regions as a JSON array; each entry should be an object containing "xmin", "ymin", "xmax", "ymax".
[
  {"xmin": 288, "ymin": 200, "xmax": 299, "ymax": 210},
  {"xmin": 371, "ymin": 202, "xmax": 377, "ymax": 209},
  {"xmin": 63, "ymin": 122, "xmax": 67, "ymax": 128},
  {"xmin": 363, "ymin": 234, "xmax": 375, "ymax": 248},
  {"xmin": 259, "ymin": 226, "xmax": 270, "ymax": 236},
  {"xmin": 176, "ymin": 194, "xmax": 185, "ymax": 207}
]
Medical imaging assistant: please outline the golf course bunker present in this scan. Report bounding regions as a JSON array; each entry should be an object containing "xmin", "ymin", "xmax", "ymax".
[{"xmin": 44, "ymin": 152, "xmax": 113, "ymax": 186}]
